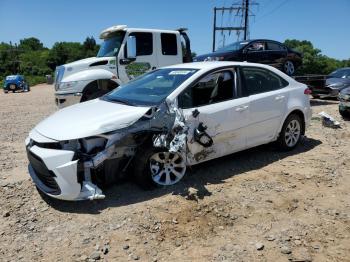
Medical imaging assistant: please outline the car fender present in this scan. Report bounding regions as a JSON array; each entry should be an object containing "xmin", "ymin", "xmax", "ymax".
[{"xmin": 278, "ymin": 105, "xmax": 308, "ymax": 136}]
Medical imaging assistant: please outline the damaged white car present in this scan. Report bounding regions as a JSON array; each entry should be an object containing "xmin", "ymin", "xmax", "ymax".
[{"xmin": 26, "ymin": 62, "xmax": 312, "ymax": 201}]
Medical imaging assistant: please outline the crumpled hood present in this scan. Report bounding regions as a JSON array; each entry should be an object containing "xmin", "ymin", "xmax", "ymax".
[{"xmin": 34, "ymin": 99, "xmax": 150, "ymax": 141}]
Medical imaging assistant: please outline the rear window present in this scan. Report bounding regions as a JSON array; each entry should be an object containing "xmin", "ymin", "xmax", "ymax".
[{"xmin": 161, "ymin": 33, "xmax": 178, "ymax": 55}]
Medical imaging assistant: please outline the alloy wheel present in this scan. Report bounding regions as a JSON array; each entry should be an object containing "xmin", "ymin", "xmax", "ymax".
[
  {"xmin": 284, "ymin": 61, "xmax": 295, "ymax": 75},
  {"xmin": 149, "ymin": 152, "xmax": 186, "ymax": 186},
  {"xmin": 284, "ymin": 119, "xmax": 301, "ymax": 147}
]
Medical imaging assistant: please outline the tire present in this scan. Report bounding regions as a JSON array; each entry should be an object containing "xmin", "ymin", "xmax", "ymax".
[
  {"xmin": 283, "ymin": 60, "xmax": 295, "ymax": 76},
  {"xmin": 133, "ymin": 147, "xmax": 186, "ymax": 189},
  {"xmin": 3, "ymin": 89, "xmax": 8, "ymax": 94},
  {"xmin": 277, "ymin": 114, "xmax": 303, "ymax": 151},
  {"xmin": 339, "ymin": 107, "xmax": 350, "ymax": 119}
]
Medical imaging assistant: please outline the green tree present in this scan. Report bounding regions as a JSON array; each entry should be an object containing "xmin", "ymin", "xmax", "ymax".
[
  {"xmin": 284, "ymin": 39, "xmax": 345, "ymax": 75},
  {"xmin": 18, "ymin": 37, "xmax": 44, "ymax": 51}
]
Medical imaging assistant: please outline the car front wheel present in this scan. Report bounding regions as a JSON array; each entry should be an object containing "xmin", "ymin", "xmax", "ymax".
[
  {"xmin": 283, "ymin": 60, "xmax": 295, "ymax": 76},
  {"xmin": 277, "ymin": 114, "xmax": 303, "ymax": 150},
  {"xmin": 133, "ymin": 147, "xmax": 186, "ymax": 189}
]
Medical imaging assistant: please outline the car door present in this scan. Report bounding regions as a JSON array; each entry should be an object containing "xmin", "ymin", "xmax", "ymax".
[
  {"xmin": 266, "ymin": 41, "xmax": 288, "ymax": 69},
  {"xmin": 118, "ymin": 32, "xmax": 158, "ymax": 83},
  {"xmin": 177, "ymin": 68, "xmax": 250, "ymax": 165},
  {"xmin": 244, "ymin": 41, "xmax": 269, "ymax": 64},
  {"xmin": 156, "ymin": 32, "xmax": 182, "ymax": 67},
  {"xmin": 240, "ymin": 66, "xmax": 290, "ymax": 147}
]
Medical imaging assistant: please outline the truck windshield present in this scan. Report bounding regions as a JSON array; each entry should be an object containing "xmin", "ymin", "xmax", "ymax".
[
  {"xmin": 103, "ymin": 68, "xmax": 198, "ymax": 106},
  {"xmin": 97, "ymin": 32, "xmax": 125, "ymax": 57}
]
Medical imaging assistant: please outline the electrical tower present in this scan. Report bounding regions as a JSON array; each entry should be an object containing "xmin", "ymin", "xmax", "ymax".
[{"xmin": 212, "ymin": 0, "xmax": 258, "ymax": 51}]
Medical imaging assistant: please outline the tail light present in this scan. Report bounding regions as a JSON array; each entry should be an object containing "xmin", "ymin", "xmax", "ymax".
[{"xmin": 304, "ymin": 88, "xmax": 312, "ymax": 95}]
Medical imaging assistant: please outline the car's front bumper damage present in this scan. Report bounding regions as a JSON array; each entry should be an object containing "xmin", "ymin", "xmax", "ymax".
[
  {"xmin": 26, "ymin": 137, "xmax": 106, "ymax": 201},
  {"xmin": 25, "ymin": 100, "xmax": 194, "ymax": 201}
]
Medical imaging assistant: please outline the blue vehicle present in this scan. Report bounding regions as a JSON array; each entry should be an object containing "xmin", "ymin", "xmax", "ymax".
[{"xmin": 3, "ymin": 75, "xmax": 30, "ymax": 93}]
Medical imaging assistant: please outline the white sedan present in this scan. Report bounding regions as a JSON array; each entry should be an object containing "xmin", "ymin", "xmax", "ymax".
[{"xmin": 26, "ymin": 62, "xmax": 312, "ymax": 201}]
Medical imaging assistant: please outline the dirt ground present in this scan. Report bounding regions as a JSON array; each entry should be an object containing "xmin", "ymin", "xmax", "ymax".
[{"xmin": 0, "ymin": 85, "xmax": 349, "ymax": 262}]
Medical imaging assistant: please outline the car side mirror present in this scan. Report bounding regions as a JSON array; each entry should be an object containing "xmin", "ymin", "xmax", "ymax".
[{"xmin": 126, "ymin": 36, "xmax": 136, "ymax": 59}]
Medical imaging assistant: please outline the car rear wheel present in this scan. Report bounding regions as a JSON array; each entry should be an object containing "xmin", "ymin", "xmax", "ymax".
[
  {"xmin": 277, "ymin": 114, "xmax": 302, "ymax": 150},
  {"xmin": 339, "ymin": 107, "xmax": 350, "ymax": 119},
  {"xmin": 283, "ymin": 60, "xmax": 295, "ymax": 76},
  {"xmin": 133, "ymin": 147, "xmax": 186, "ymax": 189}
]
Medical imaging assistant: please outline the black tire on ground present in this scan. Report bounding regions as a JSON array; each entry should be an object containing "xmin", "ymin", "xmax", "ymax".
[
  {"xmin": 133, "ymin": 146, "xmax": 164, "ymax": 190},
  {"xmin": 12, "ymin": 90, "xmax": 15, "ymax": 93},
  {"xmin": 283, "ymin": 60, "xmax": 295, "ymax": 76},
  {"xmin": 3, "ymin": 89, "xmax": 8, "ymax": 94},
  {"xmin": 276, "ymin": 114, "xmax": 303, "ymax": 151},
  {"xmin": 339, "ymin": 108, "xmax": 350, "ymax": 119}
]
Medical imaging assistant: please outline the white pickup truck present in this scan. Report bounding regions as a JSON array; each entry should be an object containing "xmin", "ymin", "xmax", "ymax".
[{"xmin": 54, "ymin": 25, "xmax": 192, "ymax": 108}]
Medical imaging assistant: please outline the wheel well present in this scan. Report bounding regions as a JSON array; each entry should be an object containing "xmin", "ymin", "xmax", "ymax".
[
  {"xmin": 285, "ymin": 110, "xmax": 305, "ymax": 135},
  {"xmin": 81, "ymin": 79, "xmax": 119, "ymax": 102}
]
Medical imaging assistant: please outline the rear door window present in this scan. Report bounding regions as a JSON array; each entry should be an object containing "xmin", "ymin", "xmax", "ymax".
[
  {"xmin": 267, "ymin": 42, "xmax": 282, "ymax": 51},
  {"xmin": 241, "ymin": 67, "xmax": 289, "ymax": 95},
  {"xmin": 161, "ymin": 33, "xmax": 178, "ymax": 56}
]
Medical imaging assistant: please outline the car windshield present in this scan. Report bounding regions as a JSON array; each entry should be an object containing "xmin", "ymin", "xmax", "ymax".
[
  {"xmin": 328, "ymin": 68, "xmax": 350, "ymax": 79},
  {"xmin": 103, "ymin": 68, "xmax": 198, "ymax": 106},
  {"xmin": 216, "ymin": 41, "xmax": 249, "ymax": 52},
  {"xmin": 97, "ymin": 32, "xmax": 125, "ymax": 57}
]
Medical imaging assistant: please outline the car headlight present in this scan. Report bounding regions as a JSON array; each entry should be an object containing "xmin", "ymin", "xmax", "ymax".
[
  {"xmin": 59, "ymin": 81, "xmax": 79, "ymax": 89},
  {"xmin": 328, "ymin": 83, "xmax": 346, "ymax": 89},
  {"xmin": 204, "ymin": 56, "xmax": 224, "ymax": 62}
]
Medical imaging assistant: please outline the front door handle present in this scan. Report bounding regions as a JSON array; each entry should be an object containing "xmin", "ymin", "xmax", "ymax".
[
  {"xmin": 235, "ymin": 105, "xmax": 249, "ymax": 112},
  {"xmin": 275, "ymin": 95, "xmax": 285, "ymax": 101}
]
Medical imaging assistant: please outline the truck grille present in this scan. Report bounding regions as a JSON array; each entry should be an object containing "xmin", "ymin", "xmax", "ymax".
[
  {"xmin": 54, "ymin": 66, "xmax": 65, "ymax": 90},
  {"xmin": 26, "ymin": 147, "xmax": 61, "ymax": 195}
]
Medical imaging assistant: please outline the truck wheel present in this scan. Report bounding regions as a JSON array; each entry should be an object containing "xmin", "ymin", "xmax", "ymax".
[
  {"xmin": 133, "ymin": 147, "xmax": 186, "ymax": 189},
  {"xmin": 3, "ymin": 89, "xmax": 8, "ymax": 94},
  {"xmin": 277, "ymin": 114, "xmax": 302, "ymax": 151},
  {"xmin": 283, "ymin": 60, "xmax": 295, "ymax": 76}
]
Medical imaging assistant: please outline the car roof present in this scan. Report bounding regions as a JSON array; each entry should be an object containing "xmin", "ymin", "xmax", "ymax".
[{"xmin": 164, "ymin": 61, "xmax": 278, "ymax": 71}]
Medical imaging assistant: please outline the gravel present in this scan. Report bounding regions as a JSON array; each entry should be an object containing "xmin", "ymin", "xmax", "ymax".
[{"xmin": 0, "ymin": 86, "xmax": 349, "ymax": 261}]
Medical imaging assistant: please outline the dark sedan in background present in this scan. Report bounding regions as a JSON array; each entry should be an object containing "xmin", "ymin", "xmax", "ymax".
[
  {"xmin": 307, "ymin": 67, "xmax": 350, "ymax": 99},
  {"xmin": 194, "ymin": 39, "xmax": 302, "ymax": 76}
]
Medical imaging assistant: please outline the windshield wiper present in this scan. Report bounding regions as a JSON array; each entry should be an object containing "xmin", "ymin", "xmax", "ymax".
[{"xmin": 104, "ymin": 96, "xmax": 133, "ymax": 106}]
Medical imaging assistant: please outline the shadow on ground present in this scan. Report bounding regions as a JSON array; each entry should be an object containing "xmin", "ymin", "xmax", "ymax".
[
  {"xmin": 310, "ymin": 97, "xmax": 338, "ymax": 107},
  {"xmin": 45, "ymin": 137, "xmax": 322, "ymax": 214}
]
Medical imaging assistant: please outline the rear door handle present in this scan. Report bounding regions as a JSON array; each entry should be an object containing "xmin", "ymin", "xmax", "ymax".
[
  {"xmin": 235, "ymin": 105, "xmax": 249, "ymax": 112},
  {"xmin": 275, "ymin": 95, "xmax": 285, "ymax": 101}
]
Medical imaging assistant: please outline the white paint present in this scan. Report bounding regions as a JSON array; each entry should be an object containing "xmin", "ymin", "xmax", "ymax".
[{"xmin": 35, "ymin": 98, "xmax": 150, "ymax": 141}]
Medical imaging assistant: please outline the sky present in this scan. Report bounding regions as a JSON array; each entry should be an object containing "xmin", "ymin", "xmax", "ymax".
[{"xmin": 0, "ymin": 0, "xmax": 349, "ymax": 60}]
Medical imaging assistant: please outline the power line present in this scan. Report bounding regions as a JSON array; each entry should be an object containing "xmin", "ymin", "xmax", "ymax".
[
  {"xmin": 212, "ymin": 0, "xmax": 258, "ymax": 51},
  {"xmin": 255, "ymin": 0, "xmax": 290, "ymax": 22}
]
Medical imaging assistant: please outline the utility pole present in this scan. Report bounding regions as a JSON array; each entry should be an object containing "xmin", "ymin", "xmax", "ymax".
[
  {"xmin": 212, "ymin": 1, "xmax": 258, "ymax": 51},
  {"xmin": 243, "ymin": 0, "xmax": 249, "ymax": 40}
]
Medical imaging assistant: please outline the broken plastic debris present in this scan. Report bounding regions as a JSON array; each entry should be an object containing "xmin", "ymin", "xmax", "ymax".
[
  {"xmin": 318, "ymin": 111, "xmax": 341, "ymax": 128},
  {"xmin": 79, "ymin": 182, "xmax": 105, "ymax": 200}
]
